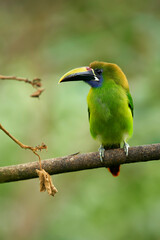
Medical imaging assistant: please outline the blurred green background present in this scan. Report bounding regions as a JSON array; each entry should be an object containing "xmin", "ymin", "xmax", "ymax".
[{"xmin": 0, "ymin": 0, "xmax": 160, "ymax": 239}]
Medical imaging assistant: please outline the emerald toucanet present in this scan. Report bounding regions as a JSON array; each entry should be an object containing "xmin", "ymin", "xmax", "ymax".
[{"xmin": 59, "ymin": 61, "xmax": 133, "ymax": 176}]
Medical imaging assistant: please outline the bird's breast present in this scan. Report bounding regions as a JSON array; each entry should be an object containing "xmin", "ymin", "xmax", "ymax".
[{"xmin": 87, "ymin": 80, "xmax": 133, "ymax": 144}]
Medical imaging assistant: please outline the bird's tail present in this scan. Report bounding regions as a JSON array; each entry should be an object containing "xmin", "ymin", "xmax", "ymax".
[{"xmin": 104, "ymin": 144, "xmax": 120, "ymax": 177}]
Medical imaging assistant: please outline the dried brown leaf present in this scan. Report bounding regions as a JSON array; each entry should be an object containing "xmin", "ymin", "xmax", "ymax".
[
  {"xmin": 30, "ymin": 88, "xmax": 44, "ymax": 98},
  {"xmin": 36, "ymin": 169, "xmax": 58, "ymax": 197}
]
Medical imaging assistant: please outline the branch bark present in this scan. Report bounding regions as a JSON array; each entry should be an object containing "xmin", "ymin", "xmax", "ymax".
[{"xmin": 0, "ymin": 143, "xmax": 160, "ymax": 183}]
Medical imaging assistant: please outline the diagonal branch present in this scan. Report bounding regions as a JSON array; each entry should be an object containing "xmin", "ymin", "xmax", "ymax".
[{"xmin": 0, "ymin": 143, "xmax": 160, "ymax": 183}]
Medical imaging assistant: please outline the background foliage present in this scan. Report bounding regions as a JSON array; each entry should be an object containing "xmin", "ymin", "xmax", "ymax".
[{"xmin": 0, "ymin": 0, "xmax": 160, "ymax": 239}]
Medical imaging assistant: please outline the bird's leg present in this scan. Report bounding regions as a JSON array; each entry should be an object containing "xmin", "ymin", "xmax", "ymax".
[
  {"xmin": 98, "ymin": 144, "xmax": 105, "ymax": 162},
  {"xmin": 123, "ymin": 141, "xmax": 130, "ymax": 156}
]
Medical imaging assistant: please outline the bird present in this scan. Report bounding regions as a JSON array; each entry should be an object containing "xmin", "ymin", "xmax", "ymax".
[{"xmin": 59, "ymin": 61, "xmax": 133, "ymax": 176}]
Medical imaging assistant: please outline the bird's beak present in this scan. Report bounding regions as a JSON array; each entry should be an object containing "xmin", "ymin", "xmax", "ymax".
[{"xmin": 59, "ymin": 66, "xmax": 99, "ymax": 83}]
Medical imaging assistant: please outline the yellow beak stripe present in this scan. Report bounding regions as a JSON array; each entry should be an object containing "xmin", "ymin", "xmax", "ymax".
[{"xmin": 59, "ymin": 67, "xmax": 99, "ymax": 83}]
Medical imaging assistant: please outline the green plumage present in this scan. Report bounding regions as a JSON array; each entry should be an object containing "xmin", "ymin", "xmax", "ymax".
[
  {"xmin": 87, "ymin": 62, "xmax": 133, "ymax": 150},
  {"xmin": 87, "ymin": 79, "xmax": 133, "ymax": 146}
]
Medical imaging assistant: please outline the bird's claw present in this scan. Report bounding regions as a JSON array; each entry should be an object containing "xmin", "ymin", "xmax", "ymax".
[
  {"xmin": 123, "ymin": 141, "xmax": 129, "ymax": 156},
  {"xmin": 98, "ymin": 145, "xmax": 105, "ymax": 162}
]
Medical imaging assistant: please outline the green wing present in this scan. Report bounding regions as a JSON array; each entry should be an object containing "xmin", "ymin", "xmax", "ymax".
[{"xmin": 127, "ymin": 91, "xmax": 134, "ymax": 117}]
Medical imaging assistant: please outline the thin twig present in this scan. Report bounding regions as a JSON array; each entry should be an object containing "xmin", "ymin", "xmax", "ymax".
[
  {"xmin": 0, "ymin": 124, "xmax": 47, "ymax": 170},
  {"xmin": 0, "ymin": 143, "xmax": 160, "ymax": 183},
  {"xmin": 0, "ymin": 75, "xmax": 44, "ymax": 97}
]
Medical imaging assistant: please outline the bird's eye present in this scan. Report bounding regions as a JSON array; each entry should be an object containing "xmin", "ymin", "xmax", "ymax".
[{"xmin": 95, "ymin": 68, "xmax": 103, "ymax": 75}]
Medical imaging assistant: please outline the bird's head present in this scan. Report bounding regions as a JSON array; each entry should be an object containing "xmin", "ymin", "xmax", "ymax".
[{"xmin": 59, "ymin": 61, "xmax": 129, "ymax": 90}]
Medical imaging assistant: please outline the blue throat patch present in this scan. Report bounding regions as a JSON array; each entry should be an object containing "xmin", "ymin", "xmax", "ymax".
[{"xmin": 85, "ymin": 74, "xmax": 103, "ymax": 88}]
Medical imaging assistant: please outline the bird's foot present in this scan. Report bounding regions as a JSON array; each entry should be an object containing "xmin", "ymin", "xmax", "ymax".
[
  {"xmin": 123, "ymin": 141, "xmax": 130, "ymax": 156},
  {"xmin": 98, "ymin": 145, "xmax": 105, "ymax": 162}
]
